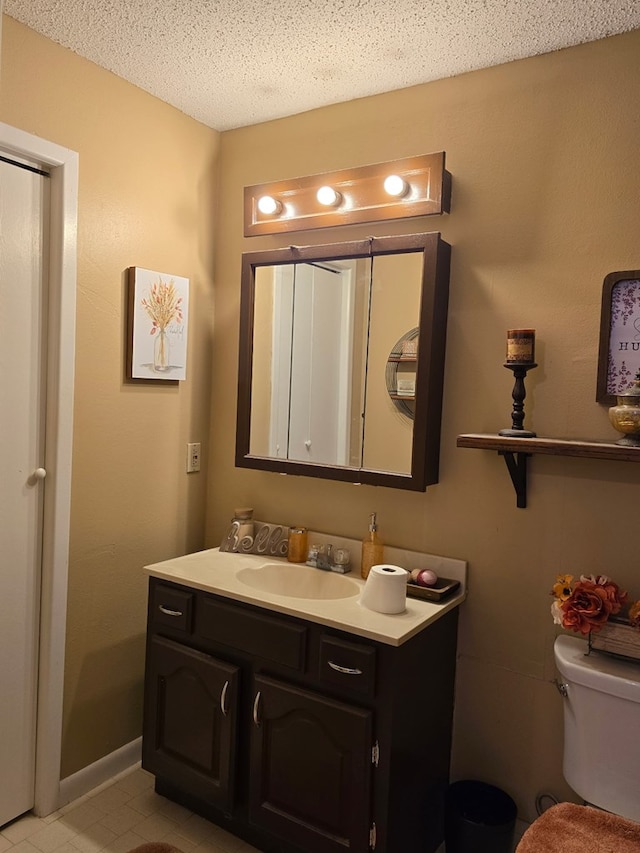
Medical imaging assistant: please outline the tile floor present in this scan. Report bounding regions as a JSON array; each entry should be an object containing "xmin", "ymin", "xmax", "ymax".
[
  {"xmin": 0, "ymin": 767, "xmax": 523, "ymax": 853},
  {"xmin": 0, "ymin": 767, "xmax": 259, "ymax": 853}
]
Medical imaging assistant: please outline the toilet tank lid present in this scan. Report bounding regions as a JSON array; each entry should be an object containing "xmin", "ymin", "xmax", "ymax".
[{"xmin": 554, "ymin": 635, "xmax": 640, "ymax": 703}]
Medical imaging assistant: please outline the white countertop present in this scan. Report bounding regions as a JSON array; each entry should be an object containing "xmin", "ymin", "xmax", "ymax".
[{"xmin": 145, "ymin": 539, "xmax": 467, "ymax": 646}]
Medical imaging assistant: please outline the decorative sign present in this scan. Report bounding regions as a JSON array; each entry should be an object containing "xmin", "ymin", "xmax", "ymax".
[
  {"xmin": 220, "ymin": 520, "xmax": 289, "ymax": 556},
  {"xmin": 596, "ymin": 271, "xmax": 640, "ymax": 403}
]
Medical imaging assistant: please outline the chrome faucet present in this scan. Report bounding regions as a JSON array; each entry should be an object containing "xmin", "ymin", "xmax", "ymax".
[{"xmin": 307, "ymin": 543, "xmax": 351, "ymax": 574}]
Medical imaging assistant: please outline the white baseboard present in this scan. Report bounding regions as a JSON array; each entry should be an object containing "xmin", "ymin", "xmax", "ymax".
[{"xmin": 55, "ymin": 737, "xmax": 142, "ymax": 811}]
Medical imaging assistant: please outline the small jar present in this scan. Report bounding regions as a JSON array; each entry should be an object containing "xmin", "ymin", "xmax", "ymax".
[
  {"xmin": 609, "ymin": 373, "xmax": 640, "ymax": 446},
  {"xmin": 233, "ymin": 507, "xmax": 254, "ymax": 541},
  {"xmin": 287, "ymin": 527, "xmax": 308, "ymax": 563}
]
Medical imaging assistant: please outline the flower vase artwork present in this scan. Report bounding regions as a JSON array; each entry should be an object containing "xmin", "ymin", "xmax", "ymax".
[
  {"xmin": 142, "ymin": 280, "xmax": 183, "ymax": 372},
  {"xmin": 551, "ymin": 573, "xmax": 640, "ymax": 663},
  {"xmin": 128, "ymin": 267, "xmax": 189, "ymax": 381}
]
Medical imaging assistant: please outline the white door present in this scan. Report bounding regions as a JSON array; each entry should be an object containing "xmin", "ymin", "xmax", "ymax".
[
  {"xmin": 270, "ymin": 262, "xmax": 355, "ymax": 466},
  {"xmin": 268, "ymin": 265, "xmax": 295, "ymax": 458},
  {"xmin": 0, "ymin": 157, "xmax": 48, "ymax": 825}
]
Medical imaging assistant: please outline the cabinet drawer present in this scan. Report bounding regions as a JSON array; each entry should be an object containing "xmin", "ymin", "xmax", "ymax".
[
  {"xmin": 319, "ymin": 635, "xmax": 376, "ymax": 698},
  {"xmin": 151, "ymin": 584, "xmax": 194, "ymax": 634},
  {"xmin": 198, "ymin": 597, "xmax": 307, "ymax": 671}
]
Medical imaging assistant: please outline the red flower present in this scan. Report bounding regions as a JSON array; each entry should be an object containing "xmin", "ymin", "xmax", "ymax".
[
  {"xmin": 595, "ymin": 576, "xmax": 628, "ymax": 612},
  {"xmin": 560, "ymin": 577, "xmax": 627, "ymax": 635}
]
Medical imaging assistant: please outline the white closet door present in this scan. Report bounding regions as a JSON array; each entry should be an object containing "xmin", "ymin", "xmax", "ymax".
[
  {"xmin": 0, "ymin": 158, "xmax": 48, "ymax": 826},
  {"xmin": 287, "ymin": 263, "xmax": 352, "ymax": 466}
]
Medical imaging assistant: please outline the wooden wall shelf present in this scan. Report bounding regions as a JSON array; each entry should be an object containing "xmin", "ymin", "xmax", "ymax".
[{"xmin": 456, "ymin": 433, "xmax": 640, "ymax": 508}]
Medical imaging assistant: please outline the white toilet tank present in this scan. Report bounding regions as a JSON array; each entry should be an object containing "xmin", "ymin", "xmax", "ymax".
[{"xmin": 554, "ymin": 634, "xmax": 640, "ymax": 822}]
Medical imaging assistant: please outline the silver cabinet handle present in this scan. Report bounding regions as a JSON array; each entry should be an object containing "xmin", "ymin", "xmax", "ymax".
[
  {"xmin": 328, "ymin": 661, "xmax": 363, "ymax": 675},
  {"xmin": 252, "ymin": 691, "xmax": 262, "ymax": 726},
  {"xmin": 158, "ymin": 605, "xmax": 183, "ymax": 617},
  {"xmin": 221, "ymin": 680, "xmax": 230, "ymax": 716}
]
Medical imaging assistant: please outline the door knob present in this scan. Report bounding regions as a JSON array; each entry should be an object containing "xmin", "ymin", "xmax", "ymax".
[{"xmin": 29, "ymin": 467, "xmax": 47, "ymax": 485}]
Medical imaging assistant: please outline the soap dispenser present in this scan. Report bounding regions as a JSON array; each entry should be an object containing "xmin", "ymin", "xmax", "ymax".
[{"xmin": 361, "ymin": 512, "xmax": 384, "ymax": 580}]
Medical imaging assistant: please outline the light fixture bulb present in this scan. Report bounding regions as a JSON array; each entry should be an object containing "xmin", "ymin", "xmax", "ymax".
[
  {"xmin": 316, "ymin": 185, "xmax": 341, "ymax": 206},
  {"xmin": 257, "ymin": 195, "xmax": 282, "ymax": 215},
  {"xmin": 383, "ymin": 174, "xmax": 409, "ymax": 197}
]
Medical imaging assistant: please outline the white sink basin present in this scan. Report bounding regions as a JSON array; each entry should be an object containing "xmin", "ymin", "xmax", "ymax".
[{"xmin": 236, "ymin": 562, "xmax": 360, "ymax": 600}]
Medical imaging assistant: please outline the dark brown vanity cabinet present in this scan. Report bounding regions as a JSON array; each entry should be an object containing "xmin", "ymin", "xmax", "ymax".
[{"xmin": 143, "ymin": 577, "xmax": 459, "ymax": 853}]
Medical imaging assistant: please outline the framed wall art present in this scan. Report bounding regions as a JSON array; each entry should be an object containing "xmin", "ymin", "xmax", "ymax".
[
  {"xmin": 126, "ymin": 267, "xmax": 189, "ymax": 381},
  {"xmin": 596, "ymin": 269, "xmax": 640, "ymax": 404}
]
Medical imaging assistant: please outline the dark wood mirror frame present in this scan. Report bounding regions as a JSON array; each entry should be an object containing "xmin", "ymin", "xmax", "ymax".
[{"xmin": 235, "ymin": 232, "xmax": 451, "ymax": 491}]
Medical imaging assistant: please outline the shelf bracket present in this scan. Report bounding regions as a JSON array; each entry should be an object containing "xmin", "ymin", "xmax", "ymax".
[{"xmin": 498, "ymin": 451, "xmax": 530, "ymax": 508}]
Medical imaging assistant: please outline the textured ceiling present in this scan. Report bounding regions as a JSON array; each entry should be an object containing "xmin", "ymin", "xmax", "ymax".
[{"xmin": 5, "ymin": 1, "xmax": 640, "ymax": 131}]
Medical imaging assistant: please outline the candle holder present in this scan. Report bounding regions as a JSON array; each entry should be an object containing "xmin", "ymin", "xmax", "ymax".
[{"xmin": 499, "ymin": 361, "xmax": 537, "ymax": 437}]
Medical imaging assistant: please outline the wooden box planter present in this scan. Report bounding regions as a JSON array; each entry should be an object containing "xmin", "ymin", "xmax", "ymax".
[{"xmin": 589, "ymin": 619, "xmax": 640, "ymax": 663}]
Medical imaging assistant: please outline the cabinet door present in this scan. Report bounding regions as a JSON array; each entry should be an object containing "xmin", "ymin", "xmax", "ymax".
[
  {"xmin": 250, "ymin": 674, "xmax": 373, "ymax": 853},
  {"xmin": 143, "ymin": 635, "xmax": 239, "ymax": 814}
]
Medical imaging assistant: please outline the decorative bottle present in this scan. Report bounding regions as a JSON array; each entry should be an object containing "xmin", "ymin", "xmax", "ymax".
[
  {"xmin": 233, "ymin": 508, "xmax": 254, "ymax": 541},
  {"xmin": 220, "ymin": 507, "xmax": 254, "ymax": 552},
  {"xmin": 361, "ymin": 512, "xmax": 384, "ymax": 580}
]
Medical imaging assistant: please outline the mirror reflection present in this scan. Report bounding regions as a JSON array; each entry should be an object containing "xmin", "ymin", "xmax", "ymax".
[
  {"xmin": 250, "ymin": 257, "xmax": 372, "ymax": 468},
  {"xmin": 236, "ymin": 233, "xmax": 451, "ymax": 491}
]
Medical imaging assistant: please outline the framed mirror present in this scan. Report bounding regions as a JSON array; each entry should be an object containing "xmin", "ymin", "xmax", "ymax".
[{"xmin": 235, "ymin": 232, "xmax": 451, "ymax": 491}]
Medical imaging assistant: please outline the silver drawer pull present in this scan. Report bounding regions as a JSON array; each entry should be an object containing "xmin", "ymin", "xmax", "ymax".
[
  {"xmin": 252, "ymin": 691, "xmax": 262, "ymax": 726},
  {"xmin": 221, "ymin": 680, "xmax": 230, "ymax": 716},
  {"xmin": 328, "ymin": 661, "xmax": 363, "ymax": 676},
  {"xmin": 158, "ymin": 604, "xmax": 183, "ymax": 617}
]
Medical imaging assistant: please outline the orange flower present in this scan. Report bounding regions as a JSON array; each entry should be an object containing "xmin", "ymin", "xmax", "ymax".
[{"xmin": 552, "ymin": 574, "xmax": 574, "ymax": 602}]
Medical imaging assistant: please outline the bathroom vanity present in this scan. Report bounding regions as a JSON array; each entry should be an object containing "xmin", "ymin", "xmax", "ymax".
[{"xmin": 142, "ymin": 545, "xmax": 466, "ymax": 853}]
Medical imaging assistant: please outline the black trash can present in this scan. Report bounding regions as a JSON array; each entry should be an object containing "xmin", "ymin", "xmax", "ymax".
[{"xmin": 444, "ymin": 780, "xmax": 517, "ymax": 853}]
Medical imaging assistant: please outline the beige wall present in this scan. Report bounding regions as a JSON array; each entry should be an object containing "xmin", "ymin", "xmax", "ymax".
[
  {"xmin": 0, "ymin": 17, "xmax": 219, "ymax": 777},
  {"xmin": 208, "ymin": 29, "xmax": 640, "ymax": 822}
]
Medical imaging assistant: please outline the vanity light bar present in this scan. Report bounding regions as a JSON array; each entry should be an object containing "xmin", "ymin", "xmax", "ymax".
[{"xmin": 244, "ymin": 152, "xmax": 451, "ymax": 237}]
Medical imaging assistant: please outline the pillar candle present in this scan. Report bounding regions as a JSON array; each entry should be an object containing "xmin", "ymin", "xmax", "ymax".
[{"xmin": 506, "ymin": 329, "xmax": 536, "ymax": 363}]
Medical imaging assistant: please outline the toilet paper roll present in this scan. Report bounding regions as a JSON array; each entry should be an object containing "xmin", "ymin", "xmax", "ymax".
[{"xmin": 360, "ymin": 564, "xmax": 408, "ymax": 614}]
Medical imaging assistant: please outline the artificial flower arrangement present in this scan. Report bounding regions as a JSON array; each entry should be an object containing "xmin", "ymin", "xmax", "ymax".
[{"xmin": 551, "ymin": 573, "xmax": 640, "ymax": 635}]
